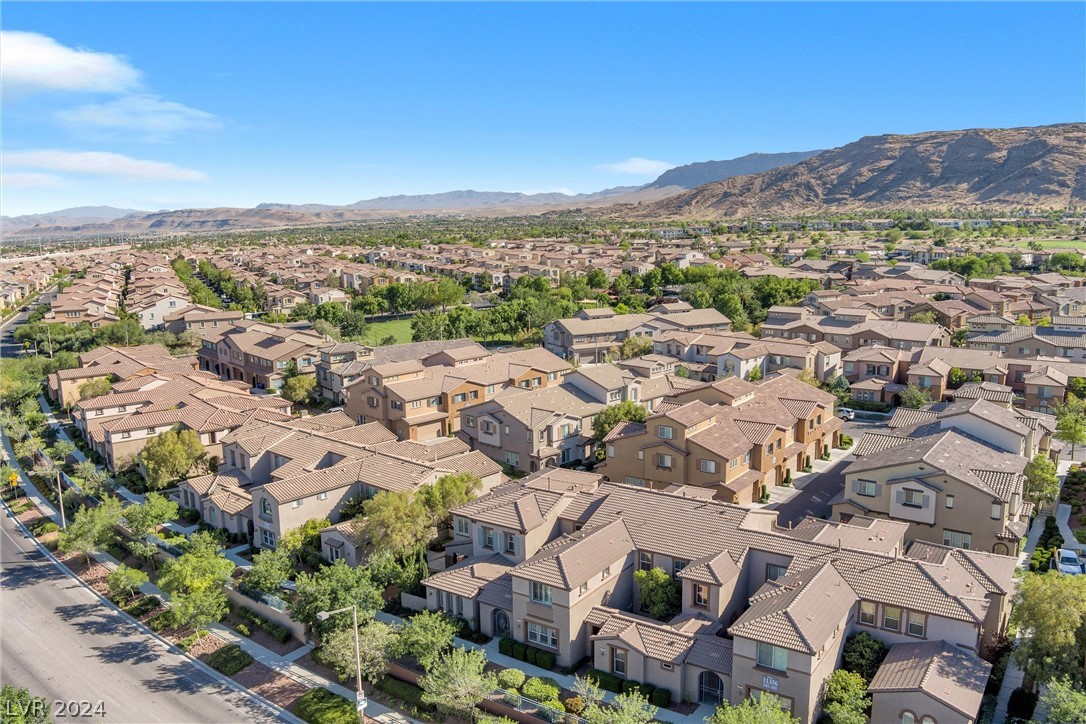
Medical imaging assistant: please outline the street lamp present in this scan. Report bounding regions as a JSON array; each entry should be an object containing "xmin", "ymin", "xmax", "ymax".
[{"xmin": 316, "ymin": 605, "xmax": 367, "ymax": 724}]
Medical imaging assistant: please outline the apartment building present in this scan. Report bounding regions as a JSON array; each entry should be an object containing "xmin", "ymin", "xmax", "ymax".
[
  {"xmin": 163, "ymin": 305, "xmax": 245, "ymax": 335},
  {"xmin": 344, "ymin": 346, "xmax": 571, "ymax": 441},
  {"xmin": 47, "ymin": 344, "xmax": 200, "ymax": 409},
  {"xmin": 419, "ymin": 474, "xmax": 1012, "ymax": 724},
  {"xmin": 316, "ymin": 339, "xmax": 481, "ymax": 404},
  {"xmin": 967, "ymin": 325, "xmax": 1086, "ymax": 361},
  {"xmin": 197, "ymin": 319, "xmax": 332, "ymax": 389},
  {"xmin": 601, "ymin": 373, "xmax": 840, "ymax": 503},
  {"xmin": 761, "ymin": 316, "xmax": 950, "ymax": 353},
  {"xmin": 72, "ymin": 370, "xmax": 292, "ymax": 470},
  {"xmin": 178, "ymin": 412, "xmax": 503, "ymax": 548},
  {"xmin": 653, "ymin": 329, "xmax": 842, "ymax": 383}
]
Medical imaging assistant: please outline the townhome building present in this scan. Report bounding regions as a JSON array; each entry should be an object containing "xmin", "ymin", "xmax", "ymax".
[
  {"xmin": 967, "ymin": 325, "xmax": 1086, "ymax": 361},
  {"xmin": 601, "ymin": 374, "xmax": 840, "ymax": 503},
  {"xmin": 179, "ymin": 412, "xmax": 502, "ymax": 547},
  {"xmin": 197, "ymin": 320, "xmax": 332, "ymax": 389},
  {"xmin": 47, "ymin": 344, "xmax": 200, "ymax": 409},
  {"xmin": 344, "ymin": 346, "xmax": 571, "ymax": 441},
  {"xmin": 653, "ymin": 329, "xmax": 843, "ymax": 383},
  {"xmin": 543, "ymin": 307, "xmax": 731, "ymax": 364},
  {"xmin": 162, "ymin": 305, "xmax": 246, "ymax": 335},
  {"xmin": 417, "ymin": 474, "xmax": 1012, "ymax": 724},
  {"xmin": 71, "ymin": 370, "xmax": 292, "ymax": 470}
]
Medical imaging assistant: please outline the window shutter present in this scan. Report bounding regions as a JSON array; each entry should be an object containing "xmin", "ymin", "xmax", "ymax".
[
  {"xmin": 896, "ymin": 490, "xmax": 905, "ymax": 505},
  {"xmin": 852, "ymin": 480, "xmax": 860, "ymax": 494},
  {"xmin": 922, "ymin": 494, "xmax": 931, "ymax": 508},
  {"xmin": 478, "ymin": 527, "xmax": 485, "ymax": 547},
  {"xmin": 874, "ymin": 484, "xmax": 881, "ymax": 497}
]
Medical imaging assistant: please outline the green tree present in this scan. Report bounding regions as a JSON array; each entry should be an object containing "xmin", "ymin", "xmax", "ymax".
[
  {"xmin": 140, "ymin": 427, "xmax": 206, "ymax": 490},
  {"xmin": 106, "ymin": 564, "xmax": 149, "ymax": 603},
  {"xmin": 706, "ymin": 695, "xmax": 799, "ymax": 724},
  {"xmin": 244, "ymin": 547, "xmax": 295, "ymax": 593},
  {"xmin": 1010, "ymin": 572, "xmax": 1086, "ymax": 686},
  {"xmin": 821, "ymin": 670, "xmax": 870, "ymax": 724},
  {"xmin": 899, "ymin": 384, "xmax": 933, "ymax": 409},
  {"xmin": 1016, "ymin": 314, "xmax": 1033, "ymax": 326},
  {"xmin": 291, "ymin": 560, "xmax": 382, "ymax": 632},
  {"xmin": 584, "ymin": 690, "xmax": 658, "ymax": 724},
  {"xmin": 410, "ymin": 310, "xmax": 449, "ymax": 341},
  {"xmin": 585, "ymin": 268, "xmax": 608, "ymax": 289},
  {"xmin": 157, "ymin": 530, "xmax": 235, "ymax": 631},
  {"xmin": 419, "ymin": 646, "xmax": 496, "ymax": 716},
  {"xmin": 745, "ymin": 366, "xmax": 763, "ymax": 382},
  {"xmin": 122, "ymin": 492, "xmax": 179, "ymax": 537},
  {"xmin": 58, "ymin": 496, "xmax": 123, "ymax": 565},
  {"xmin": 947, "ymin": 367, "xmax": 966, "ymax": 389},
  {"xmin": 172, "ymin": 587, "xmax": 230, "ymax": 638},
  {"xmin": 278, "ymin": 518, "xmax": 330, "ymax": 564},
  {"xmin": 1055, "ymin": 394, "xmax": 1086, "ymax": 459},
  {"xmin": 1023, "ymin": 454, "xmax": 1060, "ymax": 509},
  {"xmin": 77, "ymin": 377, "xmax": 112, "ymax": 400},
  {"xmin": 281, "ymin": 374, "xmax": 316, "ymax": 404},
  {"xmin": 417, "ymin": 473, "xmax": 481, "ymax": 529},
  {"xmin": 841, "ymin": 631, "xmax": 889, "ymax": 682},
  {"xmin": 319, "ymin": 618, "xmax": 399, "ymax": 683},
  {"xmin": 1039, "ymin": 677, "xmax": 1086, "ymax": 723},
  {"xmin": 0, "ymin": 684, "xmax": 52, "ymax": 724},
  {"xmin": 363, "ymin": 490, "xmax": 433, "ymax": 557},
  {"xmin": 338, "ymin": 310, "xmax": 370, "ymax": 340},
  {"xmin": 592, "ymin": 401, "xmax": 648, "ymax": 442},
  {"xmin": 394, "ymin": 609, "xmax": 458, "ymax": 672},
  {"xmin": 633, "ymin": 566, "xmax": 681, "ymax": 621},
  {"xmin": 908, "ymin": 311, "xmax": 938, "ymax": 325}
]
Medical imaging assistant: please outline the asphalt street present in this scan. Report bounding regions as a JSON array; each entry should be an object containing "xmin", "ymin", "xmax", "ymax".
[
  {"xmin": 1, "ymin": 309, "xmax": 29, "ymax": 359},
  {"xmin": 0, "ymin": 505, "xmax": 286, "ymax": 723}
]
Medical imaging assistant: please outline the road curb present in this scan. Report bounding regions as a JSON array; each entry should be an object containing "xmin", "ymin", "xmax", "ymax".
[{"xmin": 2, "ymin": 496, "xmax": 308, "ymax": 724}]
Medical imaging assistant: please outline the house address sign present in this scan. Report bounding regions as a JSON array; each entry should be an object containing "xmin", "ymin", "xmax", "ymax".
[{"xmin": 762, "ymin": 675, "xmax": 780, "ymax": 691}]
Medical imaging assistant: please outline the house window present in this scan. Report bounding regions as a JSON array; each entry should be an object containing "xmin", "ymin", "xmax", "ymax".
[
  {"xmin": 505, "ymin": 452, "xmax": 519, "ymax": 467},
  {"xmin": 409, "ymin": 400, "xmax": 422, "ymax": 409},
  {"xmin": 527, "ymin": 621, "xmax": 558, "ymax": 649},
  {"xmin": 883, "ymin": 606, "xmax": 901, "ymax": 631},
  {"xmin": 579, "ymin": 582, "xmax": 588, "ymax": 595},
  {"xmin": 504, "ymin": 532, "xmax": 516, "ymax": 554},
  {"xmin": 486, "ymin": 385, "xmax": 496, "ymax": 394},
  {"xmin": 672, "ymin": 559, "xmax": 687, "ymax": 576},
  {"xmin": 743, "ymin": 451, "xmax": 751, "ymax": 465},
  {"xmin": 530, "ymin": 582, "xmax": 552, "ymax": 606},
  {"xmin": 766, "ymin": 563, "xmax": 788, "ymax": 581},
  {"xmin": 902, "ymin": 488, "xmax": 924, "ymax": 508},
  {"xmin": 391, "ymin": 400, "xmax": 404, "ymax": 411},
  {"xmin": 483, "ymin": 528, "xmax": 495, "ymax": 550},
  {"xmin": 260, "ymin": 499, "xmax": 272, "ymax": 517},
  {"xmin": 907, "ymin": 611, "xmax": 926, "ymax": 638},
  {"xmin": 943, "ymin": 529, "xmax": 972, "ymax": 550},
  {"xmin": 756, "ymin": 642, "xmax": 788, "ymax": 672},
  {"xmin": 658, "ymin": 425, "xmax": 673, "ymax": 440},
  {"xmin": 611, "ymin": 647, "xmax": 627, "ymax": 676},
  {"xmin": 657, "ymin": 453, "xmax": 672, "ymax": 469},
  {"xmin": 121, "ymin": 431, "xmax": 131, "ymax": 439},
  {"xmin": 859, "ymin": 601, "xmax": 877, "ymax": 626},
  {"xmin": 453, "ymin": 393, "xmax": 466, "ymax": 403},
  {"xmin": 694, "ymin": 584, "xmax": 709, "ymax": 609},
  {"xmin": 456, "ymin": 517, "xmax": 469, "ymax": 536},
  {"xmin": 466, "ymin": 416, "xmax": 476, "ymax": 428},
  {"xmin": 661, "ymin": 662, "xmax": 674, "ymax": 671},
  {"xmin": 292, "ymin": 500, "xmax": 303, "ymax": 509},
  {"xmin": 699, "ymin": 459, "xmax": 717, "ymax": 474},
  {"xmin": 601, "ymin": 566, "xmax": 611, "ymax": 579},
  {"xmin": 857, "ymin": 480, "xmax": 877, "ymax": 497},
  {"xmin": 946, "ymin": 495, "xmax": 954, "ymax": 509},
  {"xmin": 639, "ymin": 551, "xmax": 653, "ymax": 571},
  {"xmin": 637, "ymin": 450, "xmax": 644, "ymax": 460},
  {"xmin": 991, "ymin": 502, "xmax": 1002, "ymax": 520},
  {"xmin": 901, "ymin": 714, "xmax": 916, "ymax": 724},
  {"xmin": 607, "ymin": 445, "xmax": 615, "ymax": 458}
]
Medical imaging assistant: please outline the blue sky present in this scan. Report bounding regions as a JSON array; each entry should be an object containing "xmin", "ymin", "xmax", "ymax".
[{"xmin": 2, "ymin": 2, "xmax": 1083, "ymax": 216}]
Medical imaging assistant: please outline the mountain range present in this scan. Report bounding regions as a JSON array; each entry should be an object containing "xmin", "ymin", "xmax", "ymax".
[{"xmin": 3, "ymin": 124, "xmax": 1082, "ymax": 238}]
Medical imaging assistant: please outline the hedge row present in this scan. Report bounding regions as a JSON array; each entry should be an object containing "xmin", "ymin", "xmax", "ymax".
[
  {"xmin": 586, "ymin": 668, "xmax": 623, "ymax": 693},
  {"xmin": 294, "ymin": 688, "xmax": 357, "ymax": 724},
  {"xmin": 237, "ymin": 606, "xmax": 292, "ymax": 643},
  {"xmin": 499, "ymin": 637, "xmax": 556, "ymax": 670},
  {"xmin": 374, "ymin": 677, "xmax": 434, "ymax": 712},
  {"xmin": 207, "ymin": 644, "xmax": 253, "ymax": 676},
  {"xmin": 124, "ymin": 594, "xmax": 161, "ymax": 618}
]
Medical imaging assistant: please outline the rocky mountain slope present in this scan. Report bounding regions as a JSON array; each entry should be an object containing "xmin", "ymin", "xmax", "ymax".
[
  {"xmin": 624, "ymin": 123, "xmax": 1086, "ymax": 218},
  {"xmin": 645, "ymin": 151, "xmax": 823, "ymax": 189},
  {"xmin": 2, "ymin": 206, "xmax": 145, "ymax": 233}
]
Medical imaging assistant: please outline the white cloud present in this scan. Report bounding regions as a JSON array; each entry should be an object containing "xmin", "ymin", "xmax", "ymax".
[
  {"xmin": 58, "ymin": 94, "xmax": 222, "ymax": 141},
  {"xmin": 1, "ymin": 31, "xmax": 140, "ymax": 94},
  {"xmin": 1, "ymin": 172, "xmax": 65, "ymax": 188},
  {"xmin": 596, "ymin": 157, "xmax": 673, "ymax": 176},
  {"xmin": 5, "ymin": 150, "xmax": 207, "ymax": 181}
]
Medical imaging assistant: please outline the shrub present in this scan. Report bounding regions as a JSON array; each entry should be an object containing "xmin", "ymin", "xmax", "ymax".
[
  {"xmin": 652, "ymin": 687, "xmax": 672, "ymax": 707},
  {"xmin": 179, "ymin": 508, "xmax": 201, "ymax": 524},
  {"xmin": 841, "ymin": 631, "xmax": 888, "ymax": 682},
  {"xmin": 374, "ymin": 677, "xmax": 433, "ymax": 711},
  {"xmin": 587, "ymin": 668, "xmax": 623, "ymax": 693},
  {"xmin": 236, "ymin": 623, "xmax": 251, "ymax": 637},
  {"xmin": 207, "ymin": 644, "xmax": 254, "ymax": 676},
  {"xmin": 178, "ymin": 633, "xmax": 200, "ymax": 651},
  {"xmin": 535, "ymin": 650, "xmax": 555, "ymax": 670},
  {"xmin": 525, "ymin": 646, "xmax": 538, "ymax": 666},
  {"xmin": 1006, "ymin": 687, "xmax": 1037, "ymax": 723},
  {"xmin": 148, "ymin": 611, "xmax": 172, "ymax": 632},
  {"xmin": 563, "ymin": 696, "xmax": 585, "ymax": 715},
  {"xmin": 294, "ymin": 687, "xmax": 357, "ymax": 724},
  {"xmin": 522, "ymin": 677, "xmax": 561, "ymax": 703},
  {"xmin": 622, "ymin": 679, "xmax": 644, "ymax": 695},
  {"xmin": 124, "ymin": 595, "xmax": 160, "ymax": 618},
  {"xmin": 498, "ymin": 637, "xmax": 515, "ymax": 656},
  {"xmin": 34, "ymin": 521, "xmax": 60, "ymax": 535},
  {"xmin": 512, "ymin": 642, "xmax": 527, "ymax": 661},
  {"xmin": 497, "ymin": 668, "xmax": 526, "ymax": 691}
]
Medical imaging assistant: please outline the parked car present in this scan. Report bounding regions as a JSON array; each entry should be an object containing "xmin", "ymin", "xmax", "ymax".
[
  {"xmin": 1055, "ymin": 548, "xmax": 1083, "ymax": 575},
  {"xmin": 837, "ymin": 408, "xmax": 856, "ymax": 421}
]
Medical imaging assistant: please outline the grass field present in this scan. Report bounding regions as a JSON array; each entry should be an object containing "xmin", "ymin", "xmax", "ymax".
[
  {"xmin": 363, "ymin": 317, "xmax": 514, "ymax": 347},
  {"xmin": 1004, "ymin": 239, "xmax": 1081, "ymax": 250}
]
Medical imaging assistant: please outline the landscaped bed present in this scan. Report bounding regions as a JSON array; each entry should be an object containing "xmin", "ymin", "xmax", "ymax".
[
  {"xmin": 1060, "ymin": 464, "xmax": 1086, "ymax": 544},
  {"xmin": 231, "ymin": 661, "xmax": 308, "ymax": 712}
]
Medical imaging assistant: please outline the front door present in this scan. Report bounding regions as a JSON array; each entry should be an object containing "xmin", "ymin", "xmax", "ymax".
[
  {"xmin": 492, "ymin": 609, "xmax": 510, "ymax": 637},
  {"xmin": 698, "ymin": 671, "xmax": 725, "ymax": 704}
]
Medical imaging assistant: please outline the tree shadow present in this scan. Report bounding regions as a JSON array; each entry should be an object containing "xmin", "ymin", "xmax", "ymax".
[
  {"xmin": 53, "ymin": 602, "xmax": 124, "ymax": 637},
  {"xmin": 0, "ymin": 557, "xmax": 64, "ymax": 589},
  {"xmin": 89, "ymin": 639, "xmax": 162, "ymax": 666}
]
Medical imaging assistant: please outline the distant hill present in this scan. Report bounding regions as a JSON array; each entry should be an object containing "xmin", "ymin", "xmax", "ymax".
[
  {"xmin": 625, "ymin": 123, "xmax": 1086, "ymax": 219},
  {"xmin": 343, "ymin": 186, "xmax": 645, "ymax": 211},
  {"xmin": 2, "ymin": 206, "xmax": 146, "ymax": 233},
  {"xmin": 645, "ymin": 151, "xmax": 823, "ymax": 189}
]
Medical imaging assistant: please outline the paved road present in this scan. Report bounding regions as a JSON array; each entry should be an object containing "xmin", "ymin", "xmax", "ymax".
[
  {"xmin": 1, "ymin": 309, "xmax": 29, "ymax": 359},
  {"xmin": 771, "ymin": 420, "xmax": 886, "ymax": 527},
  {"xmin": 0, "ymin": 507, "xmax": 285, "ymax": 723}
]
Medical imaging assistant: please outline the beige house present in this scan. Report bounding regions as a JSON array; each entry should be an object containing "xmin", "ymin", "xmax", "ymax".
[
  {"xmin": 868, "ymin": 641, "xmax": 991, "ymax": 724},
  {"xmin": 47, "ymin": 344, "xmax": 199, "ymax": 410}
]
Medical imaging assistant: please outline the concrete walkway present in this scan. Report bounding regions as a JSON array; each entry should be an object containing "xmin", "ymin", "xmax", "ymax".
[{"xmin": 762, "ymin": 443, "xmax": 853, "ymax": 508}]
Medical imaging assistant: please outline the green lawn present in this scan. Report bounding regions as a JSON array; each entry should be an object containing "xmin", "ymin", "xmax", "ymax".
[
  {"xmin": 363, "ymin": 318, "xmax": 414, "ymax": 344},
  {"xmin": 1004, "ymin": 239, "xmax": 1081, "ymax": 250}
]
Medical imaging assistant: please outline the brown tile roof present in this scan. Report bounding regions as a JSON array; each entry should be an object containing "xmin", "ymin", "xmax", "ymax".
[
  {"xmin": 424, "ymin": 553, "xmax": 515, "ymax": 599},
  {"xmin": 868, "ymin": 641, "xmax": 991, "ymax": 719},
  {"xmin": 512, "ymin": 518, "xmax": 632, "ymax": 589}
]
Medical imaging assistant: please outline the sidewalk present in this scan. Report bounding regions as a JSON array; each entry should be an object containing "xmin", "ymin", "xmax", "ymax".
[{"xmin": 762, "ymin": 444, "xmax": 852, "ymax": 508}]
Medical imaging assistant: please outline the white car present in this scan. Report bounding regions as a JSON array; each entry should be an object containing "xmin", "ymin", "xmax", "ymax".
[
  {"xmin": 837, "ymin": 408, "xmax": 856, "ymax": 421},
  {"xmin": 1055, "ymin": 548, "xmax": 1083, "ymax": 575}
]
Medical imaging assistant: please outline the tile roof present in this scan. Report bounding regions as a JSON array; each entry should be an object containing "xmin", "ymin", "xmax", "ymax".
[{"xmin": 869, "ymin": 641, "xmax": 991, "ymax": 719}]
